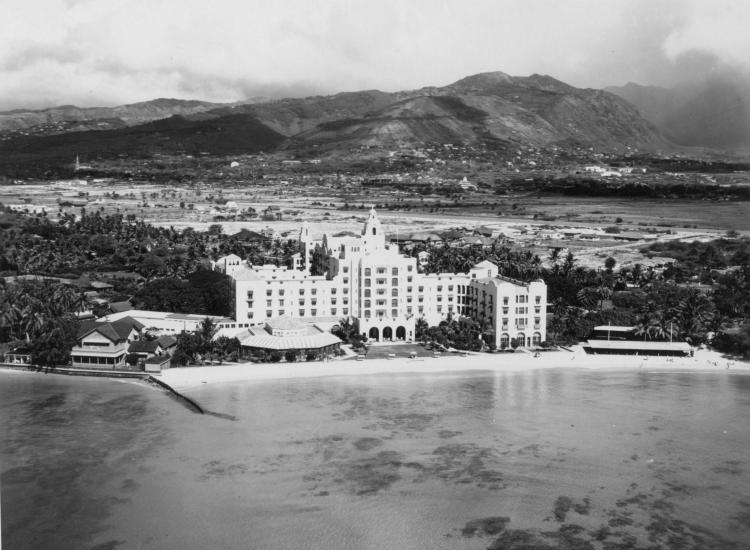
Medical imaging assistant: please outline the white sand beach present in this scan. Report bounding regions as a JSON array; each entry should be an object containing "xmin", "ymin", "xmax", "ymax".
[{"xmin": 157, "ymin": 346, "xmax": 749, "ymax": 390}]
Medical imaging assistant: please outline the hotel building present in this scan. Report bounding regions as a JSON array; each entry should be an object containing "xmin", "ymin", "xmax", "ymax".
[{"xmin": 216, "ymin": 209, "xmax": 546, "ymax": 348}]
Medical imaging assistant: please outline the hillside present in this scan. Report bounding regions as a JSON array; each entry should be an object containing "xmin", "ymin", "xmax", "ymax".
[
  {"xmin": 280, "ymin": 72, "xmax": 666, "ymax": 152},
  {"xmin": 0, "ymin": 114, "xmax": 285, "ymax": 177},
  {"xmin": 0, "ymin": 98, "xmax": 226, "ymax": 136},
  {"xmin": 607, "ymin": 74, "xmax": 750, "ymax": 150},
  {"xmin": 0, "ymin": 71, "xmax": 670, "ymax": 175}
]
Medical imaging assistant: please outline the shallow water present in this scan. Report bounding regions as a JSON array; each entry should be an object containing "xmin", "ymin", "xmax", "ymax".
[{"xmin": 2, "ymin": 367, "xmax": 750, "ymax": 550}]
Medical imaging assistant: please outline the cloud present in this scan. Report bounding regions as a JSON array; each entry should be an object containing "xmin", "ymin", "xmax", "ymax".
[{"xmin": 0, "ymin": 0, "xmax": 747, "ymax": 109}]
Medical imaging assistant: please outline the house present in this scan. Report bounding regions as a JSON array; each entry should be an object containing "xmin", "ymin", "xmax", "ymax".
[
  {"xmin": 3, "ymin": 347, "xmax": 32, "ymax": 366},
  {"xmin": 70, "ymin": 317, "xmax": 144, "ymax": 369},
  {"xmin": 144, "ymin": 355, "xmax": 171, "ymax": 373},
  {"xmin": 128, "ymin": 339, "xmax": 163, "ymax": 359},
  {"xmin": 156, "ymin": 335, "xmax": 178, "ymax": 355}
]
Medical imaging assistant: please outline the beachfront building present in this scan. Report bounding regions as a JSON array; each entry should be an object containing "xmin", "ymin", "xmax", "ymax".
[
  {"xmin": 238, "ymin": 317, "xmax": 341, "ymax": 360},
  {"xmin": 216, "ymin": 208, "xmax": 547, "ymax": 348},
  {"xmin": 71, "ymin": 317, "xmax": 144, "ymax": 369}
]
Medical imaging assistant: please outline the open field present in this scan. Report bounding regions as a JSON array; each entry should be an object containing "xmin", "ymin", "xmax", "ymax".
[{"xmin": 2, "ymin": 177, "xmax": 746, "ymax": 272}]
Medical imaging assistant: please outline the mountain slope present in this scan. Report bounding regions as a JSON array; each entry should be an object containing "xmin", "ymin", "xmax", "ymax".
[
  {"xmin": 283, "ymin": 72, "xmax": 665, "ymax": 151},
  {"xmin": 0, "ymin": 98, "xmax": 227, "ymax": 135},
  {"xmin": 0, "ymin": 114, "xmax": 285, "ymax": 171},
  {"xmin": 607, "ymin": 74, "xmax": 750, "ymax": 149}
]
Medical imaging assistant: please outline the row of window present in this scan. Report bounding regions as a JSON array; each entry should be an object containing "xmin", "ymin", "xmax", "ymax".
[
  {"xmin": 362, "ymin": 266, "xmax": 414, "ymax": 276},
  {"xmin": 261, "ymin": 308, "xmax": 351, "ymax": 318}
]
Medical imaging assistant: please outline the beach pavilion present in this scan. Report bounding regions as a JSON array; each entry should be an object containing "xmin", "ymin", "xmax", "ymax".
[{"xmin": 238, "ymin": 317, "xmax": 342, "ymax": 361}]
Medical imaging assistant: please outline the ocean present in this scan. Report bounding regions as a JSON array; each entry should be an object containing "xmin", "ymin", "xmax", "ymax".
[{"xmin": 2, "ymin": 367, "xmax": 749, "ymax": 549}]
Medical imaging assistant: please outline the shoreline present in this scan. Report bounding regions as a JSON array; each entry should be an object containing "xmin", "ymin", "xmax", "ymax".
[{"xmin": 157, "ymin": 346, "xmax": 750, "ymax": 390}]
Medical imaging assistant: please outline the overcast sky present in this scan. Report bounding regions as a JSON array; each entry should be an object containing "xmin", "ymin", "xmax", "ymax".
[{"xmin": 0, "ymin": 0, "xmax": 747, "ymax": 110}]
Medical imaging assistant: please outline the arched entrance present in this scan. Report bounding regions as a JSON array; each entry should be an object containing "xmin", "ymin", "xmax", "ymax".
[
  {"xmin": 532, "ymin": 332, "xmax": 542, "ymax": 346},
  {"xmin": 500, "ymin": 333, "xmax": 510, "ymax": 349},
  {"xmin": 396, "ymin": 326, "xmax": 406, "ymax": 340},
  {"xmin": 516, "ymin": 333, "xmax": 526, "ymax": 348},
  {"xmin": 383, "ymin": 326, "xmax": 393, "ymax": 341},
  {"xmin": 369, "ymin": 327, "xmax": 380, "ymax": 341}
]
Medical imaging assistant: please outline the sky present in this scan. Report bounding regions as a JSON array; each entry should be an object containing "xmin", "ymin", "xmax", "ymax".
[{"xmin": 0, "ymin": 0, "xmax": 748, "ymax": 110}]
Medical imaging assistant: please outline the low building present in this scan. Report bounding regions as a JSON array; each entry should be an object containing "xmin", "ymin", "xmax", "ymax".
[
  {"xmin": 100, "ymin": 310, "xmax": 232, "ymax": 335},
  {"xmin": 3, "ymin": 347, "xmax": 32, "ymax": 366},
  {"xmin": 585, "ymin": 325, "xmax": 691, "ymax": 356},
  {"xmin": 238, "ymin": 317, "xmax": 341, "ymax": 361}
]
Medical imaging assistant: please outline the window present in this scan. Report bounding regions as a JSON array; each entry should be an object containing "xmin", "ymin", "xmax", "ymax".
[
  {"xmin": 249, "ymin": 313, "xmax": 254, "ymax": 319},
  {"xmin": 331, "ymin": 288, "xmax": 337, "ymax": 295},
  {"xmin": 266, "ymin": 289, "xmax": 272, "ymax": 296},
  {"xmin": 246, "ymin": 291, "xmax": 254, "ymax": 299},
  {"xmin": 364, "ymin": 300, "xmax": 371, "ymax": 308},
  {"xmin": 331, "ymin": 298, "xmax": 337, "ymax": 305},
  {"xmin": 278, "ymin": 289, "xmax": 284, "ymax": 296},
  {"xmin": 343, "ymin": 298, "xmax": 349, "ymax": 305},
  {"xmin": 517, "ymin": 295, "xmax": 527, "ymax": 303},
  {"xmin": 311, "ymin": 299, "xmax": 317, "ymax": 306},
  {"xmin": 376, "ymin": 300, "xmax": 386, "ymax": 306},
  {"xmin": 418, "ymin": 306, "xmax": 424, "ymax": 313},
  {"xmin": 343, "ymin": 278, "xmax": 349, "ymax": 284},
  {"xmin": 377, "ymin": 267, "xmax": 386, "ymax": 274},
  {"xmin": 364, "ymin": 278, "xmax": 371, "ymax": 287},
  {"xmin": 535, "ymin": 307, "xmax": 541, "ymax": 314},
  {"xmin": 343, "ymin": 266, "xmax": 349, "ymax": 273},
  {"xmin": 437, "ymin": 296, "xmax": 442, "ymax": 302},
  {"xmin": 312, "ymin": 288, "xmax": 317, "ymax": 295},
  {"xmin": 407, "ymin": 276, "xmax": 413, "ymax": 283},
  {"xmin": 266, "ymin": 300, "xmax": 272, "ymax": 307},
  {"xmin": 503, "ymin": 307, "xmax": 509, "ymax": 314},
  {"xmin": 311, "ymin": 309, "xmax": 317, "ymax": 316},
  {"xmin": 534, "ymin": 317, "xmax": 541, "ymax": 328},
  {"xmin": 418, "ymin": 296, "xmax": 424, "ymax": 303},
  {"xmin": 503, "ymin": 297, "xmax": 509, "ymax": 305},
  {"xmin": 407, "ymin": 296, "xmax": 412, "ymax": 303},
  {"xmin": 376, "ymin": 310, "xmax": 386, "ymax": 318},
  {"xmin": 299, "ymin": 309, "xmax": 305, "ymax": 316},
  {"xmin": 437, "ymin": 306, "xmax": 443, "ymax": 313},
  {"xmin": 299, "ymin": 288, "xmax": 305, "ymax": 295},
  {"xmin": 391, "ymin": 309, "xmax": 398, "ymax": 317},
  {"xmin": 391, "ymin": 289, "xmax": 398, "ymax": 297},
  {"xmin": 407, "ymin": 306, "xmax": 413, "ymax": 314},
  {"xmin": 535, "ymin": 296, "xmax": 541, "ymax": 304},
  {"xmin": 376, "ymin": 278, "xmax": 386, "ymax": 285},
  {"xmin": 365, "ymin": 268, "xmax": 371, "ymax": 276},
  {"xmin": 407, "ymin": 265, "xmax": 413, "ymax": 272},
  {"xmin": 266, "ymin": 310, "xmax": 272, "ymax": 317},
  {"xmin": 364, "ymin": 289, "xmax": 371, "ymax": 297},
  {"xmin": 392, "ymin": 267, "xmax": 398, "ymax": 275},
  {"xmin": 407, "ymin": 286, "xmax": 412, "ymax": 293},
  {"xmin": 364, "ymin": 309, "xmax": 371, "ymax": 317},
  {"xmin": 377, "ymin": 289, "xmax": 386, "ymax": 295},
  {"xmin": 391, "ymin": 278, "xmax": 398, "ymax": 286},
  {"xmin": 437, "ymin": 285, "xmax": 443, "ymax": 292},
  {"xmin": 278, "ymin": 310, "xmax": 285, "ymax": 316},
  {"xmin": 299, "ymin": 299, "xmax": 305, "ymax": 306},
  {"xmin": 331, "ymin": 308, "xmax": 337, "ymax": 315},
  {"xmin": 418, "ymin": 286, "xmax": 424, "ymax": 292},
  {"xmin": 448, "ymin": 285, "xmax": 454, "ymax": 292},
  {"xmin": 343, "ymin": 288, "xmax": 349, "ymax": 294},
  {"xmin": 279, "ymin": 299, "xmax": 285, "ymax": 306},
  {"xmin": 343, "ymin": 308, "xmax": 349, "ymax": 315}
]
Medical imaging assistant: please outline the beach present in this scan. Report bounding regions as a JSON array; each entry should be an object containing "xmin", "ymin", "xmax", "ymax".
[{"xmin": 158, "ymin": 345, "xmax": 749, "ymax": 390}]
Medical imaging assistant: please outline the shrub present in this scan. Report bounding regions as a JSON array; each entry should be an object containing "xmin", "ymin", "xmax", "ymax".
[
  {"xmin": 285, "ymin": 350, "xmax": 298, "ymax": 362},
  {"xmin": 269, "ymin": 351, "xmax": 283, "ymax": 363},
  {"xmin": 306, "ymin": 352, "xmax": 317, "ymax": 361}
]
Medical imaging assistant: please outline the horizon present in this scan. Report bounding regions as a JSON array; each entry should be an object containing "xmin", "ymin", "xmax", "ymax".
[{"xmin": 1, "ymin": 0, "xmax": 748, "ymax": 111}]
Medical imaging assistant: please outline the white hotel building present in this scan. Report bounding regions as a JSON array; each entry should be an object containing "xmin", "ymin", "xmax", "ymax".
[{"xmin": 215, "ymin": 209, "xmax": 547, "ymax": 348}]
